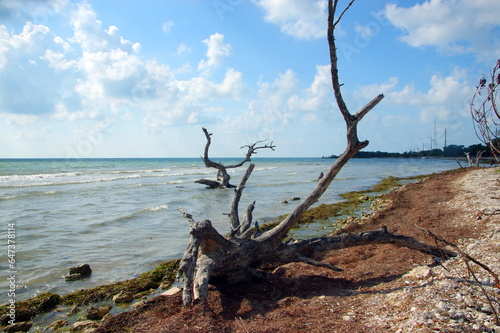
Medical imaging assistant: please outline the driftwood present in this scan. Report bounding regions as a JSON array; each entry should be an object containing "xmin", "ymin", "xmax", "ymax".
[
  {"xmin": 176, "ymin": 0, "xmax": 456, "ymax": 306},
  {"xmin": 195, "ymin": 127, "xmax": 275, "ymax": 188}
]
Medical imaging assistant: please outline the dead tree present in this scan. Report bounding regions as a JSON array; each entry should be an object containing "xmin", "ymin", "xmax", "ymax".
[
  {"xmin": 470, "ymin": 58, "xmax": 500, "ymax": 162},
  {"xmin": 195, "ymin": 127, "xmax": 275, "ymax": 188},
  {"xmin": 176, "ymin": 0, "xmax": 457, "ymax": 307}
]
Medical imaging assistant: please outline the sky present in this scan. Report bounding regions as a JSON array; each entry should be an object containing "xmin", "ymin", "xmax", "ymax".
[{"xmin": 0, "ymin": 0, "xmax": 499, "ymax": 158}]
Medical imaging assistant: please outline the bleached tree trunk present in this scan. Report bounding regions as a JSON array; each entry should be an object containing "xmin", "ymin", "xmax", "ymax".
[
  {"xmin": 195, "ymin": 127, "xmax": 275, "ymax": 188},
  {"xmin": 176, "ymin": 0, "xmax": 456, "ymax": 306}
]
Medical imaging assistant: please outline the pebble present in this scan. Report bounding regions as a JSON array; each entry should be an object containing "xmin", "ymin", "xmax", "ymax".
[{"xmin": 463, "ymin": 295, "xmax": 474, "ymax": 307}]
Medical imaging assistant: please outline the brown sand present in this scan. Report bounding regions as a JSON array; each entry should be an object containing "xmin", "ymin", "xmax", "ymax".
[{"xmin": 95, "ymin": 167, "xmax": 500, "ymax": 333}]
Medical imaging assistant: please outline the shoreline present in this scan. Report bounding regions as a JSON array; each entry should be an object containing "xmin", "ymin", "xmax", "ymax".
[{"xmin": 2, "ymin": 167, "xmax": 499, "ymax": 332}]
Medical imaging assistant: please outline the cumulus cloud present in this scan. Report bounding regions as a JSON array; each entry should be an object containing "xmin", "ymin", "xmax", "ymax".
[
  {"xmin": 0, "ymin": 1, "xmax": 251, "ymax": 134},
  {"xmin": 252, "ymin": 0, "xmax": 326, "ymax": 40},
  {"xmin": 197, "ymin": 33, "xmax": 232, "ymax": 75},
  {"xmin": 289, "ymin": 65, "xmax": 333, "ymax": 113},
  {"xmin": 355, "ymin": 68, "xmax": 473, "ymax": 124},
  {"xmin": 227, "ymin": 69, "xmax": 298, "ymax": 137},
  {"xmin": 385, "ymin": 0, "xmax": 500, "ymax": 60}
]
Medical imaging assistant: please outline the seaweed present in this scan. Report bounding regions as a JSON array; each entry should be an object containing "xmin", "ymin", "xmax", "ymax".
[{"xmin": 0, "ymin": 259, "xmax": 180, "ymax": 327}]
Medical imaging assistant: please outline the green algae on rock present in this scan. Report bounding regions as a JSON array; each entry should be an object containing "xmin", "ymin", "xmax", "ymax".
[{"xmin": 0, "ymin": 259, "xmax": 180, "ymax": 328}]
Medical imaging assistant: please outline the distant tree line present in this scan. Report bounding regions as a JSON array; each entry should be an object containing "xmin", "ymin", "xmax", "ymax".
[{"xmin": 323, "ymin": 141, "xmax": 498, "ymax": 159}]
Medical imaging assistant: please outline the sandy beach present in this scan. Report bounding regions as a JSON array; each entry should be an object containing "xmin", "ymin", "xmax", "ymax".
[
  {"xmin": 2, "ymin": 166, "xmax": 499, "ymax": 332},
  {"xmin": 91, "ymin": 167, "xmax": 499, "ymax": 333}
]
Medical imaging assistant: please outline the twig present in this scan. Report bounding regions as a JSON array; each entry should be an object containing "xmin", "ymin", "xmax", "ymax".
[
  {"xmin": 415, "ymin": 224, "xmax": 500, "ymax": 288},
  {"xmin": 234, "ymin": 317, "xmax": 250, "ymax": 333},
  {"xmin": 416, "ymin": 224, "xmax": 500, "ymax": 325},
  {"xmin": 465, "ymin": 260, "xmax": 500, "ymax": 325}
]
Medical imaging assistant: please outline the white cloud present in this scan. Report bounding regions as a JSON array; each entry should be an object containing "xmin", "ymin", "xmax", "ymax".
[
  {"xmin": 253, "ymin": 0, "xmax": 327, "ymax": 40},
  {"xmin": 71, "ymin": 3, "xmax": 141, "ymax": 54},
  {"xmin": 385, "ymin": 0, "xmax": 500, "ymax": 60},
  {"xmin": 289, "ymin": 64, "xmax": 332, "ymax": 113},
  {"xmin": 161, "ymin": 20, "xmax": 174, "ymax": 34},
  {"xmin": 197, "ymin": 33, "xmax": 232, "ymax": 75},
  {"xmin": 355, "ymin": 68, "xmax": 473, "ymax": 124},
  {"xmin": 176, "ymin": 43, "xmax": 191, "ymax": 56},
  {"xmin": 228, "ymin": 69, "xmax": 298, "ymax": 136}
]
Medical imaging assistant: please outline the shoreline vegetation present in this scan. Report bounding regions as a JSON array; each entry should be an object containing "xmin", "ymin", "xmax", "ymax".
[
  {"xmin": 323, "ymin": 143, "xmax": 499, "ymax": 161},
  {"xmin": 0, "ymin": 167, "xmax": 493, "ymax": 332}
]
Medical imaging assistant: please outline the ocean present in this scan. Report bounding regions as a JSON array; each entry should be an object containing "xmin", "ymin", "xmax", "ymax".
[{"xmin": 0, "ymin": 157, "xmax": 459, "ymax": 304}]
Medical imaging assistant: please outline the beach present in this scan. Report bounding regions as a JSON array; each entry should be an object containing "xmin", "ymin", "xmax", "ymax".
[
  {"xmin": 0, "ymin": 157, "xmax": 458, "ymax": 303},
  {"xmin": 2, "ymin": 163, "xmax": 499, "ymax": 332},
  {"xmin": 94, "ymin": 166, "xmax": 500, "ymax": 333}
]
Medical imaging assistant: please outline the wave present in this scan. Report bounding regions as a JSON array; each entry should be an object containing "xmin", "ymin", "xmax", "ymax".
[
  {"xmin": 0, "ymin": 166, "xmax": 218, "ymax": 189},
  {"xmin": 87, "ymin": 204, "xmax": 169, "ymax": 228},
  {"xmin": 147, "ymin": 204, "xmax": 168, "ymax": 212},
  {"xmin": 0, "ymin": 190, "xmax": 63, "ymax": 201},
  {"xmin": 111, "ymin": 168, "xmax": 171, "ymax": 174}
]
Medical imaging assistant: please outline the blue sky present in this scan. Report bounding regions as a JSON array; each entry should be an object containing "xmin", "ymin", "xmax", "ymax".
[{"xmin": 0, "ymin": 0, "xmax": 499, "ymax": 158}]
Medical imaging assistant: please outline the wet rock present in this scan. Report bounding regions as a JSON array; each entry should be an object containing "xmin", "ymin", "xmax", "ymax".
[
  {"xmin": 131, "ymin": 300, "xmax": 146, "ymax": 310},
  {"xmin": 65, "ymin": 264, "xmax": 92, "ymax": 281},
  {"xmin": 101, "ymin": 313, "xmax": 112, "ymax": 322},
  {"xmin": 291, "ymin": 197, "xmax": 301, "ymax": 201},
  {"xmin": 72, "ymin": 320, "xmax": 99, "ymax": 332},
  {"xmin": 48, "ymin": 319, "xmax": 68, "ymax": 330},
  {"xmin": 67, "ymin": 304, "xmax": 80, "ymax": 316},
  {"xmin": 280, "ymin": 200, "xmax": 288, "ymax": 204},
  {"xmin": 113, "ymin": 291, "xmax": 133, "ymax": 303},
  {"xmin": 87, "ymin": 306, "xmax": 111, "ymax": 320},
  {"xmin": 3, "ymin": 321, "xmax": 32, "ymax": 332}
]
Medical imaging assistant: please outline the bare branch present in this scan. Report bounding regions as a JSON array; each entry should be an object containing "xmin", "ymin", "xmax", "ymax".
[
  {"xmin": 470, "ymin": 58, "xmax": 500, "ymax": 162},
  {"xmin": 197, "ymin": 128, "xmax": 275, "ymax": 188},
  {"xmin": 259, "ymin": 0, "xmax": 383, "ymax": 243},
  {"xmin": 416, "ymin": 224, "xmax": 500, "ymax": 289},
  {"xmin": 332, "ymin": 0, "xmax": 356, "ymax": 28},
  {"xmin": 228, "ymin": 164, "xmax": 256, "ymax": 233}
]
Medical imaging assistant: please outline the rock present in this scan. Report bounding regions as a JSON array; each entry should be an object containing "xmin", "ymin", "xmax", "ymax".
[
  {"xmin": 405, "ymin": 266, "xmax": 432, "ymax": 280},
  {"xmin": 65, "ymin": 264, "xmax": 92, "ymax": 281},
  {"xmin": 87, "ymin": 306, "xmax": 111, "ymax": 320},
  {"xmin": 72, "ymin": 320, "xmax": 99, "ymax": 331},
  {"xmin": 436, "ymin": 301, "xmax": 449, "ymax": 314},
  {"xmin": 463, "ymin": 295, "xmax": 475, "ymax": 307},
  {"xmin": 280, "ymin": 200, "xmax": 288, "ymax": 204},
  {"xmin": 131, "ymin": 300, "xmax": 146, "ymax": 309},
  {"xmin": 161, "ymin": 286, "xmax": 181, "ymax": 296},
  {"xmin": 481, "ymin": 304, "xmax": 494, "ymax": 314},
  {"xmin": 342, "ymin": 315, "xmax": 353, "ymax": 322},
  {"xmin": 291, "ymin": 197, "xmax": 300, "ymax": 201},
  {"xmin": 113, "ymin": 291, "xmax": 133, "ymax": 303},
  {"xmin": 48, "ymin": 319, "xmax": 68, "ymax": 330},
  {"xmin": 67, "ymin": 304, "xmax": 80, "ymax": 316},
  {"xmin": 3, "ymin": 321, "xmax": 32, "ymax": 332},
  {"xmin": 101, "ymin": 313, "xmax": 112, "ymax": 322}
]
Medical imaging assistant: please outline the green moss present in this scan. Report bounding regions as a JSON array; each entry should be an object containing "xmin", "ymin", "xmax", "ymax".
[
  {"xmin": 0, "ymin": 259, "xmax": 180, "ymax": 326},
  {"xmin": 61, "ymin": 259, "xmax": 180, "ymax": 306},
  {"xmin": 1, "ymin": 293, "xmax": 61, "ymax": 325},
  {"xmin": 275, "ymin": 173, "xmax": 435, "ymax": 230}
]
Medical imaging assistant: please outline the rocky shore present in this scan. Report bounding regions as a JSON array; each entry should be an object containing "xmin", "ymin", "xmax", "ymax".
[{"xmin": 3, "ymin": 167, "xmax": 499, "ymax": 332}]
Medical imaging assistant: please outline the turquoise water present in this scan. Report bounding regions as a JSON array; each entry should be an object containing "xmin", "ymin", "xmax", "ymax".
[{"xmin": 0, "ymin": 157, "xmax": 459, "ymax": 303}]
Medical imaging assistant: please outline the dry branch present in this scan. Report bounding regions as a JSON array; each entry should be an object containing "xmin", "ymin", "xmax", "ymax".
[
  {"xmin": 196, "ymin": 127, "xmax": 275, "ymax": 188},
  {"xmin": 175, "ymin": 0, "xmax": 453, "ymax": 307}
]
